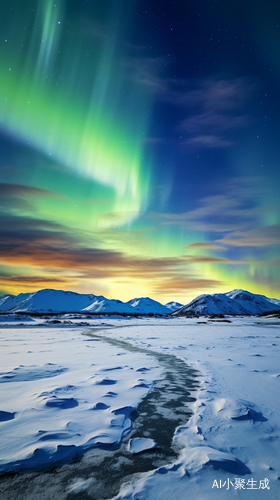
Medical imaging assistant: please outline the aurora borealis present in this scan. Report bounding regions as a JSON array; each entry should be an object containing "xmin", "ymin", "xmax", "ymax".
[{"xmin": 0, "ymin": 0, "xmax": 279, "ymax": 302}]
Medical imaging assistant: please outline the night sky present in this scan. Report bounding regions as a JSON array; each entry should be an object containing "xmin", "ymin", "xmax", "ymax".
[{"xmin": 0, "ymin": 0, "xmax": 279, "ymax": 302}]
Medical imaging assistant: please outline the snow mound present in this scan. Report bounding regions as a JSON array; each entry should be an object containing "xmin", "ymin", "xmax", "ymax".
[
  {"xmin": 214, "ymin": 398, "xmax": 251, "ymax": 419},
  {"xmin": 182, "ymin": 446, "xmax": 237, "ymax": 473},
  {"xmin": 128, "ymin": 437, "xmax": 157, "ymax": 454}
]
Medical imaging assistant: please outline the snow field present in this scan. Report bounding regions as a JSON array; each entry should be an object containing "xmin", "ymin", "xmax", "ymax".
[
  {"xmin": 0, "ymin": 327, "xmax": 162, "ymax": 471},
  {"xmin": 0, "ymin": 316, "xmax": 280, "ymax": 500},
  {"xmin": 99, "ymin": 317, "xmax": 280, "ymax": 499}
]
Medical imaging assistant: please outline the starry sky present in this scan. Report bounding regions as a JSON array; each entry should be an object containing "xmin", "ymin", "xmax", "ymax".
[{"xmin": 0, "ymin": 0, "xmax": 279, "ymax": 303}]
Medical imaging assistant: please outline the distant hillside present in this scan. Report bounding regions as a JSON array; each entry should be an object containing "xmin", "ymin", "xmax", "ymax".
[
  {"xmin": 172, "ymin": 289, "xmax": 280, "ymax": 317},
  {"xmin": 165, "ymin": 301, "xmax": 184, "ymax": 311},
  {"xmin": 0, "ymin": 289, "xmax": 172, "ymax": 315},
  {"xmin": 0, "ymin": 288, "xmax": 279, "ymax": 316}
]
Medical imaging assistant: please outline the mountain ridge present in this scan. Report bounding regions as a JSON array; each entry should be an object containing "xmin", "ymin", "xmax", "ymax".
[
  {"xmin": 172, "ymin": 289, "xmax": 280, "ymax": 317},
  {"xmin": 0, "ymin": 289, "xmax": 177, "ymax": 315},
  {"xmin": 0, "ymin": 288, "xmax": 279, "ymax": 316}
]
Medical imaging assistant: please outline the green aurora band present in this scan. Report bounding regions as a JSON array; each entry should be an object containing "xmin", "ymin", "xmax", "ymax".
[
  {"xmin": 0, "ymin": 0, "xmax": 151, "ymax": 220},
  {"xmin": 0, "ymin": 0, "xmax": 279, "ymax": 301}
]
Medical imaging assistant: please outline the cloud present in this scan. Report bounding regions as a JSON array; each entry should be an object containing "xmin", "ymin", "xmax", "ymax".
[
  {"xmin": 0, "ymin": 182, "xmax": 65, "ymax": 211},
  {"xmin": 0, "ymin": 275, "xmax": 67, "ymax": 285},
  {"xmin": 182, "ymin": 113, "xmax": 247, "ymax": 135},
  {"xmin": 153, "ymin": 177, "xmax": 266, "ymax": 233},
  {"xmin": 150, "ymin": 277, "xmax": 223, "ymax": 295},
  {"xmin": 0, "ymin": 183, "xmax": 64, "ymax": 198},
  {"xmin": 177, "ymin": 77, "xmax": 253, "ymax": 110},
  {"xmin": 218, "ymin": 224, "xmax": 280, "ymax": 248},
  {"xmin": 177, "ymin": 77, "xmax": 255, "ymax": 148},
  {"xmin": 0, "ymin": 213, "xmax": 78, "ymax": 245},
  {"xmin": 123, "ymin": 53, "xmax": 167, "ymax": 94},
  {"xmin": 186, "ymin": 242, "xmax": 225, "ymax": 250},
  {"xmin": 121, "ymin": 43, "xmax": 257, "ymax": 149},
  {"xmin": 185, "ymin": 135, "xmax": 234, "ymax": 148},
  {"xmin": 0, "ymin": 213, "xmax": 181, "ymax": 280},
  {"xmin": 0, "ymin": 210, "xmax": 229, "ymax": 298},
  {"xmin": 128, "ymin": 67, "xmax": 255, "ymax": 148},
  {"xmin": 145, "ymin": 178, "xmax": 280, "ymax": 273},
  {"xmin": 183, "ymin": 255, "xmax": 259, "ymax": 266},
  {"xmin": 1, "ymin": 175, "xmax": 278, "ymax": 300}
]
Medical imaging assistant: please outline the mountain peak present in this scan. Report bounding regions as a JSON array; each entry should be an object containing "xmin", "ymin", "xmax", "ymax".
[
  {"xmin": 0, "ymin": 288, "xmax": 279, "ymax": 316},
  {"xmin": 0, "ymin": 289, "xmax": 170, "ymax": 315},
  {"xmin": 172, "ymin": 289, "xmax": 280, "ymax": 317}
]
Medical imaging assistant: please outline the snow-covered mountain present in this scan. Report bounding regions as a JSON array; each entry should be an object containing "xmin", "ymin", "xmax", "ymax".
[
  {"xmin": 0, "ymin": 289, "xmax": 172, "ymax": 315},
  {"xmin": 172, "ymin": 293, "xmax": 248, "ymax": 317},
  {"xmin": 81, "ymin": 297, "xmax": 131, "ymax": 314},
  {"xmin": 225, "ymin": 289, "xmax": 280, "ymax": 315},
  {"xmin": 0, "ymin": 289, "xmax": 104, "ymax": 314},
  {"xmin": 0, "ymin": 288, "xmax": 279, "ymax": 316},
  {"xmin": 165, "ymin": 301, "xmax": 184, "ymax": 312},
  {"xmin": 0, "ymin": 292, "xmax": 32, "ymax": 312},
  {"xmin": 172, "ymin": 289, "xmax": 280, "ymax": 317},
  {"xmin": 127, "ymin": 297, "xmax": 172, "ymax": 315}
]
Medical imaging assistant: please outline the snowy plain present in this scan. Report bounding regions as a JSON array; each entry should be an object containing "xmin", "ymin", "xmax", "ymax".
[{"xmin": 0, "ymin": 316, "xmax": 279, "ymax": 499}]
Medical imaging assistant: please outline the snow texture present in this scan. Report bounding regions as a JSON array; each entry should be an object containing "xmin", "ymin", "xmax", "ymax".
[
  {"xmin": 107, "ymin": 317, "xmax": 280, "ymax": 499},
  {"xmin": 0, "ymin": 327, "xmax": 161, "ymax": 471},
  {"xmin": 0, "ymin": 315, "xmax": 280, "ymax": 499}
]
